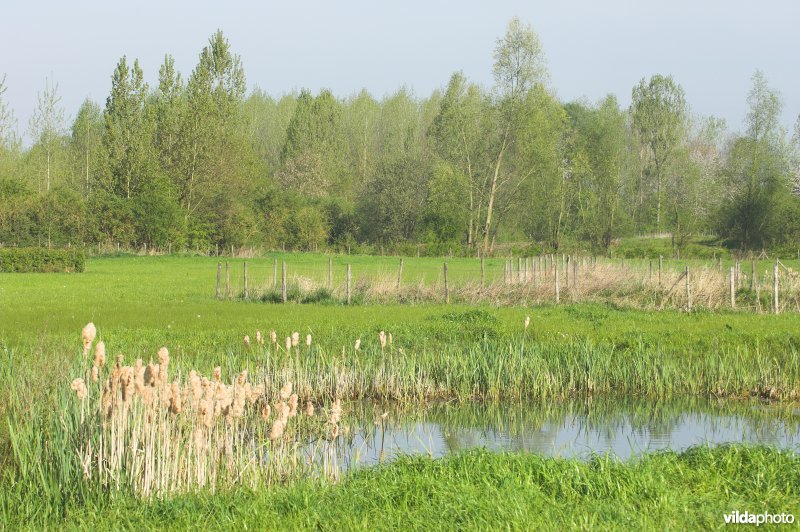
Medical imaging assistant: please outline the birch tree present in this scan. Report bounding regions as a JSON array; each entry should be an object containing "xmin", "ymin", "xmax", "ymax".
[{"xmin": 29, "ymin": 77, "xmax": 66, "ymax": 193}]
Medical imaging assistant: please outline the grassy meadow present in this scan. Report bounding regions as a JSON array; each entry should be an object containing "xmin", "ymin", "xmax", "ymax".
[{"xmin": 1, "ymin": 254, "xmax": 799, "ymax": 529}]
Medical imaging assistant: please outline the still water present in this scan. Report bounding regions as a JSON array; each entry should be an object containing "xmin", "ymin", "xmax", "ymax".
[{"xmin": 316, "ymin": 398, "xmax": 800, "ymax": 469}]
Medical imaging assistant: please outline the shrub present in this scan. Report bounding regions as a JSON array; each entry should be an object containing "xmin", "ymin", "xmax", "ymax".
[{"xmin": 0, "ymin": 247, "xmax": 85, "ymax": 273}]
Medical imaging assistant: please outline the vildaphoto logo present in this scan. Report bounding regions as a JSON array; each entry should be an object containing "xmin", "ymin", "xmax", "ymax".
[{"xmin": 723, "ymin": 510, "xmax": 795, "ymax": 526}]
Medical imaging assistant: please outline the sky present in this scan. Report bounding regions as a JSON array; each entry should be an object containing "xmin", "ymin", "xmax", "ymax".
[{"xmin": 1, "ymin": 0, "xmax": 798, "ymax": 143}]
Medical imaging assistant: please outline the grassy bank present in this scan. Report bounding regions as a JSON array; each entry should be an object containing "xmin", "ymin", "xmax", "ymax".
[{"xmin": 4, "ymin": 446, "xmax": 798, "ymax": 530}]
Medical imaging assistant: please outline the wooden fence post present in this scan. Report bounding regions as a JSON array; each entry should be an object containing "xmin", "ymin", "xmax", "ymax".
[
  {"xmin": 243, "ymin": 261, "xmax": 248, "ymax": 299},
  {"xmin": 518, "ymin": 257, "xmax": 522, "ymax": 283},
  {"xmin": 685, "ymin": 266, "xmax": 691, "ymax": 312},
  {"xmin": 554, "ymin": 262, "xmax": 560, "ymax": 304},
  {"xmin": 328, "ymin": 256, "xmax": 333, "ymax": 290},
  {"xmin": 773, "ymin": 261, "xmax": 779, "ymax": 314},
  {"xmin": 658, "ymin": 256, "xmax": 663, "ymax": 287},
  {"xmin": 444, "ymin": 262, "xmax": 450, "ymax": 304},
  {"xmin": 273, "ymin": 259, "xmax": 278, "ymax": 289},
  {"xmin": 573, "ymin": 256, "xmax": 578, "ymax": 292},
  {"xmin": 730, "ymin": 266, "xmax": 735, "ymax": 309},
  {"xmin": 282, "ymin": 261, "xmax": 287, "ymax": 303},
  {"xmin": 397, "ymin": 258, "xmax": 404, "ymax": 289},
  {"xmin": 346, "ymin": 263, "xmax": 352, "ymax": 305},
  {"xmin": 225, "ymin": 261, "xmax": 230, "ymax": 298},
  {"xmin": 565, "ymin": 255, "xmax": 570, "ymax": 289},
  {"xmin": 532, "ymin": 259, "xmax": 537, "ymax": 289},
  {"xmin": 480, "ymin": 255, "xmax": 485, "ymax": 288},
  {"xmin": 216, "ymin": 262, "xmax": 222, "ymax": 299},
  {"xmin": 649, "ymin": 259, "xmax": 653, "ymax": 282},
  {"xmin": 750, "ymin": 260, "xmax": 756, "ymax": 291}
]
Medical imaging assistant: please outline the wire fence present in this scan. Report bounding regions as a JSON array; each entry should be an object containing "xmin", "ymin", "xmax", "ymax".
[{"xmin": 212, "ymin": 255, "xmax": 800, "ymax": 313}]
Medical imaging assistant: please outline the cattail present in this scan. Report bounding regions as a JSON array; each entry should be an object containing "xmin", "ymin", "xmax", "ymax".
[
  {"xmin": 212, "ymin": 366, "xmax": 221, "ymax": 383},
  {"xmin": 269, "ymin": 419, "xmax": 285, "ymax": 441},
  {"xmin": 91, "ymin": 365, "xmax": 99, "ymax": 382},
  {"xmin": 237, "ymin": 370, "xmax": 247, "ymax": 386},
  {"xmin": 304, "ymin": 398, "xmax": 315, "ymax": 417},
  {"xmin": 524, "ymin": 316, "xmax": 531, "ymax": 330},
  {"xmin": 288, "ymin": 394, "xmax": 298, "ymax": 417},
  {"xmin": 291, "ymin": 332, "xmax": 299, "ymax": 347},
  {"xmin": 354, "ymin": 338, "xmax": 361, "ymax": 351},
  {"xmin": 306, "ymin": 334, "xmax": 312, "ymax": 347},
  {"xmin": 243, "ymin": 335, "xmax": 250, "ymax": 349},
  {"xmin": 285, "ymin": 337, "xmax": 291, "ymax": 351},
  {"xmin": 144, "ymin": 363, "xmax": 157, "ymax": 386},
  {"xmin": 261, "ymin": 404, "xmax": 271, "ymax": 420},
  {"xmin": 101, "ymin": 380, "xmax": 113, "ymax": 415},
  {"xmin": 81, "ymin": 323, "xmax": 96, "ymax": 355},
  {"xmin": 379, "ymin": 331, "xmax": 387, "ymax": 349},
  {"xmin": 388, "ymin": 333, "xmax": 392, "ymax": 346},
  {"xmin": 70, "ymin": 378, "xmax": 88, "ymax": 400},
  {"xmin": 169, "ymin": 382, "xmax": 182, "ymax": 414},
  {"xmin": 120, "ymin": 367, "xmax": 135, "ymax": 405},
  {"xmin": 331, "ymin": 423, "xmax": 339, "ymax": 440},
  {"xmin": 199, "ymin": 399, "xmax": 213, "ymax": 428},
  {"xmin": 116, "ymin": 354, "xmax": 124, "ymax": 369},
  {"xmin": 270, "ymin": 330, "xmax": 277, "ymax": 344},
  {"xmin": 249, "ymin": 384, "xmax": 264, "ymax": 404},
  {"xmin": 275, "ymin": 401, "xmax": 290, "ymax": 423},
  {"xmin": 134, "ymin": 360, "xmax": 145, "ymax": 394},
  {"xmin": 328, "ymin": 398, "xmax": 342, "ymax": 425},
  {"xmin": 157, "ymin": 348, "xmax": 169, "ymax": 382},
  {"xmin": 279, "ymin": 381, "xmax": 292, "ymax": 400},
  {"xmin": 256, "ymin": 330, "xmax": 263, "ymax": 345},
  {"xmin": 232, "ymin": 385, "xmax": 246, "ymax": 418},
  {"xmin": 94, "ymin": 341, "xmax": 106, "ymax": 368}
]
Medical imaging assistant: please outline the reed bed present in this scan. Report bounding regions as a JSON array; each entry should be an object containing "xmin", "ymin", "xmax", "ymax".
[
  {"xmin": 237, "ymin": 259, "xmax": 800, "ymax": 312},
  {"xmin": 9, "ymin": 324, "xmax": 352, "ymax": 502}
]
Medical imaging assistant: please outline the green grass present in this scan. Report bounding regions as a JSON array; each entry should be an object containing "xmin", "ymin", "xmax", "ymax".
[
  {"xmin": 4, "ymin": 446, "xmax": 798, "ymax": 530},
  {"xmin": 2, "ymin": 255, "xmax": 799, "ymax": 529}
]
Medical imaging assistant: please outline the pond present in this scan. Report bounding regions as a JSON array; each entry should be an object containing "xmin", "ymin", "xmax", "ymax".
[{"xmin": 309, "ymin": 397, "xmax": 800, "ymax": 471}]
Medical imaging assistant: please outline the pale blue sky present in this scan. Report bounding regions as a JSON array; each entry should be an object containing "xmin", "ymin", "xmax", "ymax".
[{"xmin": 1, "ymin": 0, "xmax": 798, "ymax": 142}]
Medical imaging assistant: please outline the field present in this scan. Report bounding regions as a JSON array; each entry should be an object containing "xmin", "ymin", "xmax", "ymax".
[{"xmin": 1, "ymin": 254, "xmax": 799, "ymax": 529}]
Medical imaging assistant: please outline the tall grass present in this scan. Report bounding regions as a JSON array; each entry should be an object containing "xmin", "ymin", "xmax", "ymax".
[{"xmin": 5, "ymin": 446, "xmax": 798, "ymax": 529}]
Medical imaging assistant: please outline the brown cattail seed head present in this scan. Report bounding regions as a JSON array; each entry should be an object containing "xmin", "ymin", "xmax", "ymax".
[
  {"xmin": 91, "ymin": 365, "xmax": 99, "ymax": 382},
  {"xmin": 354, "ymin": 338, "xmax": 361, "ymax": 351},
  {"xmin": 279, "ymin": 381, "xmax": 292, "ymax": 401},
  {"xmin": 158, "ymin": 347, "xmax": 169, "ymax": 366},
  {"xmin": 291, "ymin": 332, "xmax": 299, "ymax": 347},
  {"xmin": 212, "ymin": 367, "xmax": 221, "ymax": 382},
  {"xmin": 306, "ymin": 334, "xmax": 312, "ymax": 347},
  {"xmin": 244, "ymin": 335, "xmax": 250, "ymax": 349},
  {"xmin": 524, "ymin": 316, "xmax": 531, "ymax": 330},
  {"xmin": 261, "ymin": 404, "xmax": 271, "ymax": 420},
  {"xmin": 81, "ymin": 323, "xmax": 96, "ymax": 354},
  {"xmin": 270, "ymin": 330, "xmax": 277, "ymax": 344},
  {"xmin": 94, "ymin": 341, "xmax": 106, "ymax": 368},
  {"xmin": 70, "ymin": 378, "xmax": 88, "ymax": 400},
  {"xmin": 288, "ymin": 394, "xmax": 298, "ymax": 417},
  {"xmin": 269, "ymin": 419, "xmax": 285, "ymax": 441},
  {"xmin": 285, "ymin": 337, "xmax": 291, "ymax": 351},
  {"xmin": 379, "ymin": 331, "xmax": 387, "ymax": 349}
]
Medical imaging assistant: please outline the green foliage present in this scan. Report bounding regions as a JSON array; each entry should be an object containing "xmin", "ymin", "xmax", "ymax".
[
  {"xmin": 0, "ymin": 247, "xmax": 84, "ymax": 272},
  {"xmin": 1, "ymin": 27, "xmax": 799, "ymax": 256}
]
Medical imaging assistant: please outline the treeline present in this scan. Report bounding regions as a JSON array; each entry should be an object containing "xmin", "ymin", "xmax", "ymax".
[{"xmin": 0, "ymin": 19, "xmax": 798, "ymax": 256}]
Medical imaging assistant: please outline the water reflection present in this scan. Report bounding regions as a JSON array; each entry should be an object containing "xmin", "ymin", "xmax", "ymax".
[{"xmin": 315, "ymin": 398, "xmax": 800, "ymax": 470}]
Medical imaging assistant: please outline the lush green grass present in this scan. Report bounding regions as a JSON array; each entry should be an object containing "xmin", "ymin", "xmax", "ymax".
[
  {"xmin": 4, "ymin": 446, "xmax": 798, "ymax": 530},
  {"xmin": 2, "ymin": 255, "xmax": 799, "ymax": 529}
]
